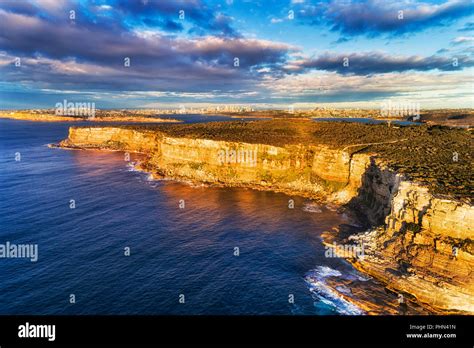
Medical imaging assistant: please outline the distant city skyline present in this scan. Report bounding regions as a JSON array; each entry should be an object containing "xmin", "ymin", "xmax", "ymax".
[{"xmin": 0, "ymin": 0, "xmax": 473, "ymax": 109}]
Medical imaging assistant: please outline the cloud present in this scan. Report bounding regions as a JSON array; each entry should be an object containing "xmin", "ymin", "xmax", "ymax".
[
  {"xmin": 0, "ymin": 1, "xmax": 299, "ymax": 93},
  {"xmin": 0, "ymin": 0, "xmax": 38, "ymax": 15},
  {"xmin": 114, "ymin": 0, "xmax": 239, "ymax": 36},
  {"xmin": 263, "ymin": 70, "xmax": 473, "ymax": 94},
  {"xmin": 284, "ymin": 51, "xmax": 474, "ymax": 75},
  {"xmin": 98, "ymin": 5, "xmax": 112, "ymax": 11},
  {"xmin": 0, "ymin": 6, "xmax": 296, "ymax": 92},
  {"xmin": 259, "ymin": 70, "xmax": 474, "ymax": 106},
  {"xmin": 458, "ymin": 21, "xmax": 474, "ymax": 32},
  {"xmin": 452, "ymin": 36, "xmax": 474, "ymax": 44},
  {"xmin": 436, "ymin": 48, "xmax": 451, "ymax": 54},
  {"xmin": 296, "ymin": 0, "xmax": 474, "ymax": 38},
  {"xmin": 332, "ymin": 37, "xmax": 350, "ymax": 44},
  {"xmin": 141, "ymin": 18, "xmax": 184, "ymax": 31},
  {"xmin": 0, "ymin": 0, "xmax": 240, "ymax": 37},
  {"xmin": 0, "ymin": 0, "xmax": 472, "ymax": 109}
]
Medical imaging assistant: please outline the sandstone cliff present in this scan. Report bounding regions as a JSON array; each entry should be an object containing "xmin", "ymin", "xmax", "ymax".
[
  {"xmin": 345, "ymin": 165, "xmax": 474, "ymax": 313},
  {"xmin": 60, "ymin": 126, "xmax": 370, "ymax": 202},
  {"xmin": 58, "ymin": 125, "xmax": 474, "ymax": 314}
]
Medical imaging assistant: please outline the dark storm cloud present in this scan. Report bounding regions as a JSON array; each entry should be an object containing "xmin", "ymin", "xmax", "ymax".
[
  {"xmin": 296, "ymin": 0, "xmax": 474, "ymax": 37},
  {"xmin": 286, "ymin": 51, "xmax": 474, "ymax": 75}
]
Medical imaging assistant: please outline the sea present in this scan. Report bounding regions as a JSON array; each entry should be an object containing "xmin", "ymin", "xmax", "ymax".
[{"xmin": 0, "ymin": 116, "xmax": 371, "ymax": 315}]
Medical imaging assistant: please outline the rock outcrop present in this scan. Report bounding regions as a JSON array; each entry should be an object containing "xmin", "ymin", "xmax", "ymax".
[
  {"xmin": 58, "ymin": 125, "xmax": 474, "ymax": 314},
  {"xmin": 346, "ymin": 167, "xmax": 474, "ymax": 313}
]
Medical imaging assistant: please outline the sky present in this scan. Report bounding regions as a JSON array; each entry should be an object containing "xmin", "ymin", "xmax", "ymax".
[{"xmin": 0, "ymin": 0, "xmax": 473, "ymax": 109}]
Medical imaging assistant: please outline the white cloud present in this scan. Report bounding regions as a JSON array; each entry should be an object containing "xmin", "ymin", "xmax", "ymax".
[
  {"xmin": 452, "ymin": 36, "xmax": 474, "ymax": 44},
  {"xmin": 258, "ymin": 70, "xmax": 474, "ymax": 108},
  {"xmin": 98, "ymin": 5, "xmax": 112, "ymax": 10}
]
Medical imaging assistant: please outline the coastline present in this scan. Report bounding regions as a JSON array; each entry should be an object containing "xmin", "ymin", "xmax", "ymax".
[
  {"xmin": 53, "ymin": 121, "xmax": 474, "ymax": 314},
  {"xmin": 0, "ymin": 112, "xmax": 182, "ymax": 123}
]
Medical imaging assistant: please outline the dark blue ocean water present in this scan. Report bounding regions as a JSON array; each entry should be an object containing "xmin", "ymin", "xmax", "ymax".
[{"xmin": 0, "ymin": 118, "xmax": 367, "ymax": 315}]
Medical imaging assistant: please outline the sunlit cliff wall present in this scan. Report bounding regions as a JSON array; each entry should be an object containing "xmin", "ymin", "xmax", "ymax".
[
  {"xmin": 60, "ymin": 126, "xmax": 474, "ymax": 313},
  {"xmin": 62, "ymin": 127, "xmax": 369, "ymax": 201}
]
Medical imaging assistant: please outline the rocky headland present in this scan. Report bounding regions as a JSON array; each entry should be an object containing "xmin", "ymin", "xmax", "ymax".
[
  {"xmin": 56, "ymin": 119, "xmax": 473, "ymax": 314},
  {"xmin": 0, "ymin": 110, "xmax": 181, "ymax": 123}
]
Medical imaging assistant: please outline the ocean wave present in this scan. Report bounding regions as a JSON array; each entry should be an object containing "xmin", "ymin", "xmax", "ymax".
[
  {"xmin": 325, "ymin": 203, "xmax": 338, "ymax": 212},
  {"xmin": 126, "ymin": 162, "xmax": 139, "ymax": 172},
  {"xmin": 304, "ymin": 266, "xmax": 365, "ymax": 315},
  {"xmin": 187, "ymin": 182, "xmax": 209, "ymax": 188},
  {"xmin": 302, "ymin": 202, "xmax": 323, "ymax": 213},
  {"xmin": 345, "ymin": 272, "xmax": 371, "ymax": 282},
  {"xmin": 125, "ymin": 163, "xmax": 159, "ymax": 185}
]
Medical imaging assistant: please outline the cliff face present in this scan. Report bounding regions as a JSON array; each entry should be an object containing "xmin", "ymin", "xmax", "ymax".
[
  {"xmin": 62, "ymin": 127, "xmax": 369, "ymax": 202},
  {"xmin": 59, "ymin": 126, "xmax": 474, "ymax": 313},
  {"xmin": 348, "ymin": 171, "xmax": 474, "ymax": 313},
  {"xmin": 64, "ymin": 127, "xmax": 162, "ymax": 152}
]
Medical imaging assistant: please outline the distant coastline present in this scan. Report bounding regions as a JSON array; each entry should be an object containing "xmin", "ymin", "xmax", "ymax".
[
  {"xmin": 0, "ymin": 111, "xmax": 181, "ymax": 123},
  {"xmin": 3, "ymin": 108, "xmax": 473, "ymax": 127}
]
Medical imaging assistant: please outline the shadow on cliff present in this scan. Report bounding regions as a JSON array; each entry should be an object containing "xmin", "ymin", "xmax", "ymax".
[{"xmin": 344, "ymin": 157, "xmax": 398, "ymax": 231}]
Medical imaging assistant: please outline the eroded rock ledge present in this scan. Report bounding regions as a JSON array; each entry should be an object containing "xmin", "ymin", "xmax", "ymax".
[{"xmin": 57, "ymin": 124, "xmax": 474, "ymax": 314}]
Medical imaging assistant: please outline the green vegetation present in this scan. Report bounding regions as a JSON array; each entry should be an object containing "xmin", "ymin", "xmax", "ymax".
[
  {"xmin": 104, "ymin": 140, "xmax": 126, "ymax": 149},
  {"xmin": 188, "ymin": 162, "xmax": 205, "ymax": 171}
]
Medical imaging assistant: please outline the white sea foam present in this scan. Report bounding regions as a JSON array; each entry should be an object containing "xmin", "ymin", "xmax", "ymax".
[
  {"xmin": 325, "ymin": 203, "xmax": 338, "ymax": 211},
  {"xmin": 304, "ymin": 266, "xmax": 365, "ymax": 315},
  {"xmin": 126, "ymin": 162, "xmax": 139, "ymax": 172},
  {"xmin": 302, "ymin": 202, "xmax": 322, "ymax": 213},
  {"xmin": 345, "ymin": 272, "xmax": 371, "ymax": 282},
  {"xmin": 313, "ymin": 265, "xmax": 341, "ymax": 277},
  {"xmin": 335, "ymin": 285, "xmax": 352, "ymax": 295},
  {"xmin": 187, "ymin": 182, "xmax": 209, "ymax": 188}
]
